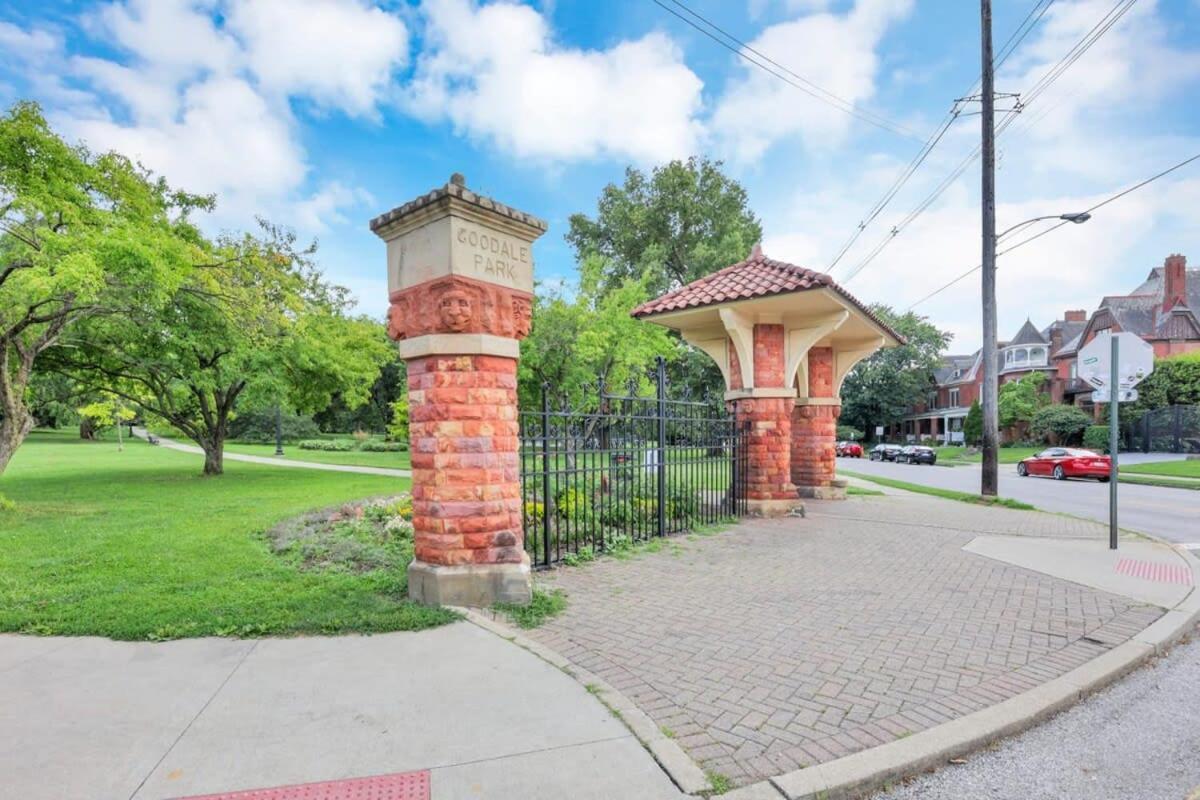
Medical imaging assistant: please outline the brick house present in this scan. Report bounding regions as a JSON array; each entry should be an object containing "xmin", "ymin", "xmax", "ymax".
[
  {"xmin": 891, "ymin": 254, "xmax": 1199, "ymax": 442},
  {"xmin": 890, "ymin": 312, "xmax": 1086, "ymax": 443},
  {"xmin": 1056, "ymin": 254, "xmax": 1200, "ymax": 411}
]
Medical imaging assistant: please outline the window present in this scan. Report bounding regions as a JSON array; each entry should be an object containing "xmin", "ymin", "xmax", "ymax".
[
  {"xmin": 1069, "ymin": 361, "xmax": 1077, "ymax": 380},
  {"xmin": 949, "ymin": 388, "xmax": 960, "ymax": 407}
]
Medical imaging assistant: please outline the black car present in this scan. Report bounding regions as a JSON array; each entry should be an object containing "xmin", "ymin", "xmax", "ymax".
[
  {"xmin": 869, "ymin": 444, "xmax": 903, "ymax": 462},
  {"xmin": 899, "ymin": 445, "xmax": 937, "ymax": 465}
]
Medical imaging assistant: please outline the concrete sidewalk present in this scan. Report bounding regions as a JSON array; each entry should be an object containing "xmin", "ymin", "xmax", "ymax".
[
  {"xmin": 0, "ymin": 623, "xmax": 682, "ymax": 800},
  {"xmin": 131, "ymin": 428, "xmax": 412, "ymax": 478}
]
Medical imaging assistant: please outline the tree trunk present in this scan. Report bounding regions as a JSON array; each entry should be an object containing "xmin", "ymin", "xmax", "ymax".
[
  {"xmin": 80, "ymin": 416, "xmax": 97, "ymax": 440},
  {"xmin": 201, "ymin": 435, "xmax": 224, "ymax": 476},
  {"xmin": 0, "ymin": 410, "xmax": 35, "ymax": 478}
]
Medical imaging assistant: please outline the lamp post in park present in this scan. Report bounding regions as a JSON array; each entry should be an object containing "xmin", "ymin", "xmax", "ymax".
[{"xmin": 1077, "ymin": 331, "xmax": 1155, "ymax": 549}]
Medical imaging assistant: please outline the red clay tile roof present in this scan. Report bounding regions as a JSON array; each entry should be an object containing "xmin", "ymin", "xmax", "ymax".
[{"xmin": 630, "ymin": 246, "xmax": 903, "ymax": 343}]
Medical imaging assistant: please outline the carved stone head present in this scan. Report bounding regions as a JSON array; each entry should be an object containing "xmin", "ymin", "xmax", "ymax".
[
  {"xmin": 386, "ymin": 300, "xmax": 407, "ymax": 341},
  {"xmin": 512, "ymin": 297, "xmax": 532, "ymax": 338},
  {"xmin": 439, "ymin": 289, "xmax": 473, "ymax": 332}
]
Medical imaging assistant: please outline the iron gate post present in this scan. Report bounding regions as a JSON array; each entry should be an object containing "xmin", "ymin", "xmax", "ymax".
[
  {"xmin": 541, "ymin": 383, "xmax": 551, "ymax": 568},
  {"xmin": 656, "ymin": 356, "xmax": 667, "ymax": 539}
]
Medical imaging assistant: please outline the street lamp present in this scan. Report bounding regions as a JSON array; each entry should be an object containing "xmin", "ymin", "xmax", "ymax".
[
  {"xmin": 274, "ymin": 404, "xmax": 285, "ymax": 457},
  {"xmin": 997, "ymin": 212, "xmax": 1091, "ymax": 240},
  {"xmin": 980, "ymin": 210, "xmax": 1091, "ymax": 497}
]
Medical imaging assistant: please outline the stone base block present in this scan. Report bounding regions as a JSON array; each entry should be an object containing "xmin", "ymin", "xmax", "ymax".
[
  {"xmin": 408, "ymin": 558, "xmax": 532, "ymax": 607},
  {"xmin": 746, "ymin": 498, "xmax": 806, "ymax": 518},
  {"xmin": 797, "ymin": 483, "xmax": 847, "ymax": 500}
]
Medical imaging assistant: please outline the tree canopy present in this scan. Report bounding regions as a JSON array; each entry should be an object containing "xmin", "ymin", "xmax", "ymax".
[
  {"xmin": 839, "ymin": 306, "xmax": 952, "ymax": 438},
  {"xmin": 998, "ymin": 372, "xmax": 1049, "ymax": 432},
  {"xmin": 519, "ymin": 260, "xmax": 675, "ymax": 410},
  {"xmin": 52, "ymin": 224, "xmax": 391, "ymax": 475},
  {"xmin": 566, "ymin": 157, "xmax": 762, "ymax": 300},
  {"xmin": 0, "ymin": 101, "xmax": 207, "ymax": 475}
]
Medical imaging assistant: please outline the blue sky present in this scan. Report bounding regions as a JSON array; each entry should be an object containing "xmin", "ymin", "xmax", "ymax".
[{"xmin": 2, "ymin": 0, "xmax": 1198, "ymax": 352}]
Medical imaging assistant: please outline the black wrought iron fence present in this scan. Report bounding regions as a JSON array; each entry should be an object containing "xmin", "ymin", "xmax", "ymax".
[
  {"xmin": 1123, "ymin": 405, "xmax": 1200, "ymax": 454},
  {"xmin": 519, "ymin": 357, "xmax": 748, "ymax": 568}
]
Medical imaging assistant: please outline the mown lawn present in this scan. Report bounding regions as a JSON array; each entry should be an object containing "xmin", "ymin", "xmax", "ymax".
[
  {"xmin": 0, "ymin": 430, "xmax": 454, "ymax": 640},
  {"xmin": 935, "ymin": 446, "xmax": 1042, "ymax": 464},
  {"xmin": 1121, "ymin": 459, "xmax": 1200, "ymax": 479},
  {"xmin": 223, "ymin": 441, "xmax": 412, "ymax": 470}
]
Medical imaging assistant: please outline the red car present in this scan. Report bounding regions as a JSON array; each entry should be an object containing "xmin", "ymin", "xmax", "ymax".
[
  {"xmin": 836, "ymin": 441, "xmax": 863, "ymax": 458},
  {"xmin": 1017, "ymin": 447, "xmax": 1111, "ymax": 482}
]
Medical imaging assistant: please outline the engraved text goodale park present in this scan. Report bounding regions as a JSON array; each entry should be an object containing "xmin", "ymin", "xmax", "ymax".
[{"xmin": 457, "ymin": 224, "xmax": 529, "ymax": 282}]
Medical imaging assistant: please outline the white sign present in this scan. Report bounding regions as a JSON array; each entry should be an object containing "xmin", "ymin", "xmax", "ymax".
[
  {"xmin": 1090, "ymin": 388, "xmax": 1138, "ymax": 404},
  {"xmin": 1078, "ymin": 332, "xmax": 1154, "ymax": 400},
  {"xmin": 875, "ymin": 426, "xmax": 884, "ymax": 436}
]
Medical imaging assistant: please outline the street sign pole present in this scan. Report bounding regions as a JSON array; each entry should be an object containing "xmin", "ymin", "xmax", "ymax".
[{"xmin": 1109, "ymin": 334, "xmax": 1118, "ymax": 550}]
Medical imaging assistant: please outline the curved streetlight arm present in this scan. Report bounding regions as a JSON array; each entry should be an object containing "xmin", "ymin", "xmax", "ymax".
[{"xmin": 997, "ymin": 212, "xmax": 1091, "ymax": 240}]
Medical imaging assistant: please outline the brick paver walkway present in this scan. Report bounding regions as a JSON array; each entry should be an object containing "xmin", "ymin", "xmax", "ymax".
[{"xmin": 525, "ymin": 494, "xmax": 1162, "ymax": 788}]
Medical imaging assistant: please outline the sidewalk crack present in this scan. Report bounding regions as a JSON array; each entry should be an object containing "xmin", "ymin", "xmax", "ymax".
[{"xmin": 128, "ymin": 640, "xmax": 259, "ymax": 800}]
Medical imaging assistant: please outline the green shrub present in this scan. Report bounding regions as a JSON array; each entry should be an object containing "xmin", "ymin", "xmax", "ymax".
[
  {"xmin": 1083, "ymin": 425, "xmax": 1110, "ymax": 453},
  {"xmin": 0, "ymin": 494, "xmax": 15, "ymax": 512},
  {"xmin": 963, "ymin": 399, "xmax": 983, "ymax": 445},
  {"xmin": 1030, "ymin": 405, "xmax": 1092, "ymax": 445},
  {"xmin": 554, "ymin": 486, "xmax": 591, "ymax": 521},
  {"xmin": 836, "ymin": 425, "xmax": 864, "ymax": 441},
  {"xmin": 360, "ymin": 440, "xmax": 406, "ymax": 452},
  {"xmin": 229, "ymin": 408, "xmax": 320, "ymax": 444},
  {"xmin": 298, "ymin": 439, "xmax": 355, "ymax": 452}
]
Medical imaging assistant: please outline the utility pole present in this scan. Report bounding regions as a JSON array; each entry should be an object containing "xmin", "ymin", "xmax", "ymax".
[{"xmin": 979, "ymin": 0, "xmax": 999, "ymax": 497}]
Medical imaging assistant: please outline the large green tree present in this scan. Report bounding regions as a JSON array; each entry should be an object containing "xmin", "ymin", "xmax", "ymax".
[
  {"xmin": 839, "ymin": 306, "xmax": 952, "ymax": 437},
  {"xmin": 566, "ymin": 157, "xmax": 762, "ymax": 300},
  {"xmin": 998, "ymin": 372, "xmax": 1049, "ymax": 435},
  {"xmin": 0, "ymin": 101, "xmax": 204, "ymax": 476},
  {"xmin": 1131, "ymin": 351, "xmax": 1200, "ymax": 411},
  {"xmin": 52, "ymin": 224, "xmax": 392, "ymax": 475}
]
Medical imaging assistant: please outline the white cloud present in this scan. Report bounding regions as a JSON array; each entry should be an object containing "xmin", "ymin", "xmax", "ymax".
[
  {"xmin": 66, "ymin": 77, "xmax": 307, "ymax": 210},
  {"xmin": 405, "ymin": 0, "xmax": 704, "ymax": 163},
  {"xmin": 87, "ymin": 0, "xmax": 238, "ymax": 78},
  {"xmin": 5, "ymin": 0, "xmax": 408, "ymax": 233},
  {"xmin": 713, "ymin": 0, "xmax": 915, "ymax": 162},
  {"xmin": 225, "ymin": 0, "xmax": 409, "ymax": 118}
]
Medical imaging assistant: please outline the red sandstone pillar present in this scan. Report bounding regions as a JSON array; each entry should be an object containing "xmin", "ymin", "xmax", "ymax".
[
  {"xmin": 727, "ymin": 323, "xmax": 801, "ymax": 516},
  {"xmin": 371, "ymin": 174, "xmax": 544, "ymax": 606},
  {"xmin": 791, "ymin": 346, "xmax": 846, "ymax": 499}
]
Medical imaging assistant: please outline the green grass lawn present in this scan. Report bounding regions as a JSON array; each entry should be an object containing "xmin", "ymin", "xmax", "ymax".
[
  {"xmin": 223, "ymin": 441, "xmax": 412, "ymax": 470},
  {"xmin": 1120, "ymin": 459, "xmax": 1200, "ymax": 479},
  {"xmin": 934, "ymin": 446, "xmax": 1042, "ymax": 464},
  {"xmin": 840, "ymin": 469, "xmax": 1036, "ymax": 510},
  {"xmin": 0, "ymin": 430, "xmax": 454, "ymax": 640}
]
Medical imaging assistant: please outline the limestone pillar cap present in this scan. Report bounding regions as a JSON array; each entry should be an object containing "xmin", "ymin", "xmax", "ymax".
[{"xmin": 397, "ymin": 333, "xmax": 520, "ymax": 359}]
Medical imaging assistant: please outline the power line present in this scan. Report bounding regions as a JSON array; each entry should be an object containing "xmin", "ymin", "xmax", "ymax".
[
  {"xmin": 905, "ymin": 150, "xmax": 1200, "ymax": 309},
  {"xmin": 839, "ymin": 0, "xmax": 1137, "ymax": 284},
  {"xmin": 826, "ymin": 0, "xmax": 1054, "ymax": 272},
  {"xmin": 649, "ymin": 0, "xmax": 925, "ymax": 143}
]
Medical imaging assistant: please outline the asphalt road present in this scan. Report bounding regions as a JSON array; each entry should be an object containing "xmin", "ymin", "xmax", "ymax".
[
  {"xmin": 843, "ymin": 457, "xmax": 1199, "ymax": 544},
  {"xmin": 872, "ymin": 631, "xmax": 1200, "ymax": 800}
]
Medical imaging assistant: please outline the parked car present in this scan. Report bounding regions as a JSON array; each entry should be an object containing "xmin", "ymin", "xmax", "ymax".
[
  {"xmin": 898, "ymin": 445, "xmax": 937, "ymax": 465},
  {"xmin": 869, "ymin": 444, "xmax": 903, "ymax": 462},
  {"xmin": 836, "ymin": 441, "xmax": 863, "ymax": 458},
  {"xmin": 1017, "ymin": 448, "xmax": 1111, "ymax": 481}
]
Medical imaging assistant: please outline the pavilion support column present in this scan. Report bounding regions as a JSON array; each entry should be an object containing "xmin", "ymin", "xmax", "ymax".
[
  {"xmin": 727, "ymin": 323, "xmax": 802, "ymax": 517},
  {"xmin": 372, "ymin": 173, "xmax": 545, "ymax": 606},
  {"xmin": 792, "ymin": 346, "xmax": 847, "ymax": 500}
]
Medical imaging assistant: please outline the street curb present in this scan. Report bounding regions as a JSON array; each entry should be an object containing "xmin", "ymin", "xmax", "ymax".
[
  {"xmin": 453, "ymin": 607, "xmax": 712, "ymax": 796},
  {"xmin": 759, "ymin": 543, "xmax": 1200, "ymax": 800}
]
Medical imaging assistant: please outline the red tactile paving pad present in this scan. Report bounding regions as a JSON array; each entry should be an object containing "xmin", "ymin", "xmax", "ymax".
[
  {"xmin": 1116, "ymin": 557, "xmax": 1192, "ymax": 585},
  {"xmin": 174, "ymin": 771, "xmax": 430, "ymax": 800}
]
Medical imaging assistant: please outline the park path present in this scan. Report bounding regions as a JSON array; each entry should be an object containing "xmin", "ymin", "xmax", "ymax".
[{"xmin": 132, "ymin": 427, "xmax": 412, "ymax": 478}]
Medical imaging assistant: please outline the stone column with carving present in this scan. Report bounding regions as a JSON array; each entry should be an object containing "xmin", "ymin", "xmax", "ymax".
[
  {"xmin": 371, "ymin": 174, "xmax": 544, "ymax": 606},
  {"xmin": 791, "ymin": 346, "xmax": 845, "ymax": 499},
  {"xmin": 727, "ymin": 323, "xmax": 802, "ymax": 516}
]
